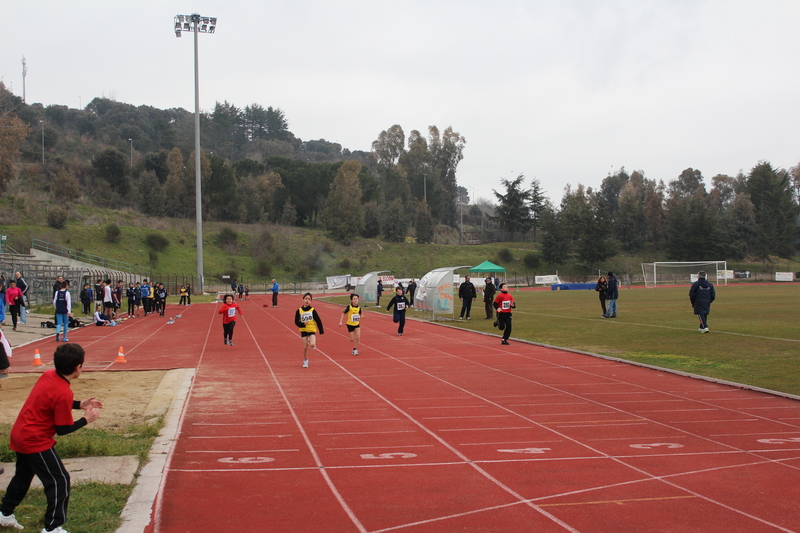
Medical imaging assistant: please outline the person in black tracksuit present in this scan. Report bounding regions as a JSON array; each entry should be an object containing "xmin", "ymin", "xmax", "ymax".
[
  {"xmin": 458, "ymin": 276, "xmax": 477, "ymax": 320},
  {"xmin": 483, "ymin": 278, "xmax": 496, "ymax": 319},
  {"xmin": 689, "ymin": 271, "xmax": 716, "ymax": 333},
  {"xmin": 386, "ymin": 287, "xmax": 410, "ymax": 336}
]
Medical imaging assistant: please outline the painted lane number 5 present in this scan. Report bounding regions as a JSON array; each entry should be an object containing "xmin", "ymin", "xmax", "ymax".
[
  {"xmin": 360, "ymin": 452, "xmax": 417, "ymax": 459},
  {"xmin": 218, "ymin": 457, "xmax": 275, "ymax": 463},
  {"xmin": 757, "ymin": 437, "xmax": 800, "ymax": 444}
]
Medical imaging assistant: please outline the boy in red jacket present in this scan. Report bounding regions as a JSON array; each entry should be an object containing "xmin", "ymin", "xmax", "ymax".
[
  {"xmin": 493, "ymin": 283, "xmax": 516, "ymax": 345},
  {"xmin": 0, "ymin": 343, "xmax": 103, "ymax": 533},
  {"xmin": 218, "ymin": 294, "xmax": 243, "ymax": 346}
]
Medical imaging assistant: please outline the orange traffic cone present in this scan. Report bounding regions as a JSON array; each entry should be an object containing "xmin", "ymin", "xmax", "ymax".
[
  {"xmin": 115, "ymin": 346, "xmax": 127, "ymax": 363},
  {"xmin": 32, "ymin": 349, "xmax": 44, "ymax": 366}
]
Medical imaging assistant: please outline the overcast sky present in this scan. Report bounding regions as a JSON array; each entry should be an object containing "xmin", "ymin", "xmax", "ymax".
[{"xmin": 2, "ymin": 1, "xmax": 799, "ymax": 204}]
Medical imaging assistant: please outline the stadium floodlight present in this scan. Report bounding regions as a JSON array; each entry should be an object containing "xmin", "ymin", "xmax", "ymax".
[{"xmin": 173, "ymin": 13, "xmax": 217, "ymax": 294}]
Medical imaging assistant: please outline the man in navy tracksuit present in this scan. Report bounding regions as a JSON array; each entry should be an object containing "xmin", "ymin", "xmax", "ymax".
[
  {"xmin": 601, "ymin": 272, "xmax": 618, "ymax": 318},
  {"xmin": 689, "ymin": 271, "xmax": 716, "ymax": 333}
]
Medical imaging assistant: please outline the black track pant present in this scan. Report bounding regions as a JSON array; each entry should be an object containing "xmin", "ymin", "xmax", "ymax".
[
  {"xmin": 223, "ymin": 321, "xmax": 236, "ymax": 341},
  {"xmin": 498, "ymin": 312, "xmax": 512, "ymax": 341},
  {"xmin": 1, "ymin": 447, "xmax": 71, "ymax": 531}
]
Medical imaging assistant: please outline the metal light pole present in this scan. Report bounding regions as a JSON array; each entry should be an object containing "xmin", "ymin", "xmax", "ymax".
[
  {"xmin": 40, "ymin": 120, "xmax": 44, "ymax": 164},
  {"xmin": 128, "ymin": 138, "xmax": 133, "ymax": 167},
  {"xmin": 22, "ymin": 57, "xmax": 27, "ymax": 104},
  {"xmin": 174, "ymin": 13, "xmax": 217, "ymax": 293}
]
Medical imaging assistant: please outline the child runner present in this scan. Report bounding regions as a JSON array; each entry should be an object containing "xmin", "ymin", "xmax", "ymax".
[
  {"xmin": 339, "ymin": 293, "xmax": 362, "ymax": 355},
  {"xmin": 133, "ymin": 281, "xmax": 142, "ymax": 317},
  {"xmin": 155, "ymin": 283, "xmax": 168, "ymax": 317},
  {"xmin": 140, "ymin": 279, "xmax": 151, "ymax": 315},
  {"xmin": 493, "ymin": 283, "xmax": 516, "ymax": 345},
  {"xmin": 53, "ymin": 281, "xmax": 72, "ymax": 342},
  {"xmin": 386, "ymin": 286, "xmax": 410, "ymax": 336},
  {"xmin": 218, "ymin": 294, "xmax": 243, "ymax": 346},
  {"xmin": 294, "ymin": 293, "xmax": 324, "ymax": 368},
  {"xmin": 0, "ymin": 343, "xmax": 103, "ymax": 533}
]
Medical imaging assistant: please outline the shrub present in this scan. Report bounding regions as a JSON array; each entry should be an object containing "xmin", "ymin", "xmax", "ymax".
[
  {"xmin": 218, "ymin": 227, "xmax": 238, "ymax": 253},
  {"xmin": 339, "ymin": 258, "xmax": 352, "ymax": 270},
  {"xmin": 105, "ymin": 223, "xmax": 122, "ymax": 243},
  {"xmin": 255, "ymin": 260, "xmax": 271, "ymax": 277},
  {"xmin": 497, "ymin": 248, "xmax": 514, "ymax": 263},
  {"xmin": 145, "ymin": 233, "xmax": 170, "ymax": 252},
  {"xmin": 523, "ymin": 252, "xmax": 540, "ymax": 269},
  {"xmin": 148, "ymin": 250, "xmax": 159, "ymax": 266},
  {"xmin": 47, "ymin": 207, "xmax": 68, "ymax": 229}
]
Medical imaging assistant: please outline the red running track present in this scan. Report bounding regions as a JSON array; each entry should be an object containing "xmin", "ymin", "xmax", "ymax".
[{"xmin": 9, "ymin": 295, "xmax": 800, "ymax": 532}]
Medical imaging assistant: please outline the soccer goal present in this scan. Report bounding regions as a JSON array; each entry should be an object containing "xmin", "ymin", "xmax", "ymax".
[{"xmin": 641, "ymin": 261, "xmax": 728, "ymax": 288}]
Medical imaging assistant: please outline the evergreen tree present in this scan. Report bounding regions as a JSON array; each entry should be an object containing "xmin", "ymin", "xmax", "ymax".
[
  {"xmin": 362, "ymin": 201, "xmax": 381, "ymax": 238},
  {"xmin": 491, "ymin": 174, "xmax": 532, "ymax": 239},
  {"xmin": 323, "ymin": 161, "xmax": 364, "ymax": 244},
  {"xmin": 745, "ymin": 162, "xmax": 799, "ymax": 261},
  {"xmin": 382, "ymin": 197, "xmax": 409, "ymax": 242},
  {"xmin": 415, "ymin": 200, "xmax": 435, "ymax": 244}
]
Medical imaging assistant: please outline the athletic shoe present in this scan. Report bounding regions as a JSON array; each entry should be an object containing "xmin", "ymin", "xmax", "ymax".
[
  {"xmin": 493, "ymin": 321, "xmax": 498, "ymax": 328},
  {"xmin": 702, "ymin": 328, "xmax": 709, "ymax": 334},
  {"xmin": 229, "ymin": 341, "xmax": 234, "ymax": 346},
  {"xmin": 0, "ymin": 511, "xmax": 24, "ymax": 529},
  {"xmin": 302, "ymin": 359, "xmax": 309, "ymax": 368},
  {"xmin": 398, "ymin": 333, "xmax": 403, "ymax": 336},
  {"xmin": 610, "ymin": 315, "xmax": 617, "ymax": 318},
  {"xmin": 501, "ymin": 340, "xmax": 510, "ymax": 345},
  {"xmin": 224, "ymin": 339, "xmax": 228, "ymax": 345},
  {"xmin": 353, "ymin": 349, "xmax": 359, "ymax": 356},
  {"xmin": 55, "ymin": 333, "xmax": 60, "ymax": 342},
  {"xmin": 458, "ymin": 317, "xmax": 463, "ymax": 320},
  {"xmin": 62, "ymin": 338, "xmax": 69, "ymax": 342},
  {"xmin": 467, "ymin": 317, "xmax": 470, "ymax": 320}
]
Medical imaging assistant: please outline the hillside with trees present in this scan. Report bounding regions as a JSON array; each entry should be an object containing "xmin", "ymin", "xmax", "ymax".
[{"xmin": 0, "ymin": 80, "xmax": 798, "ymax": 280}]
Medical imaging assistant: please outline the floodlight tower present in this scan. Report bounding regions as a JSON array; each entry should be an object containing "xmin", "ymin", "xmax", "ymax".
[{"xmin": 174, "ymin": 13, "xmax": 217, "ymax": 293}]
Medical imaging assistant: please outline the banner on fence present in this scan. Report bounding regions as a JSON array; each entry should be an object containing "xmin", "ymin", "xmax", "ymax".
[
  {"xmin": 775, "ymin": 272, "xmax": 793, "ymax": 282},
  {"xmin": 734, "ymin": 270, "xmax": 751, "ymax": 278},
  {"xmin": 535, "ymin": 275, "xmax": 560, "ymax": 285}
]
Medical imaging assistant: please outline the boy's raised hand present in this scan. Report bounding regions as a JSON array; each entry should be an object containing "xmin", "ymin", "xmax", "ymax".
[{"xmin": 80, "ymin": 396, "xmax": 104, "ymax": 410}]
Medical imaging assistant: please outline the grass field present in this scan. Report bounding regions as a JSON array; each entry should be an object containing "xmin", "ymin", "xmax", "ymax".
[{"xmin": 326, "ymin": 283, "xmax": 800, "ymax": 396}]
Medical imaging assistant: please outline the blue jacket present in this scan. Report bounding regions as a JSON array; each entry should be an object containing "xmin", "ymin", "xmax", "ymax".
[
  {"xmin": 606, "ymin": 276, "xmax": 619, "ymax": 300},
  {"xmin": 689, "ymin": 278, "xmax": 715, "ymax": 314}
]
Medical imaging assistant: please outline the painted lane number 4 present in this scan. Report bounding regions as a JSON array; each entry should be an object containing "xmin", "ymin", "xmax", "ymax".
[{"xmin": 360, "ymin": 452, "xmax": 417, "ymax": 459}]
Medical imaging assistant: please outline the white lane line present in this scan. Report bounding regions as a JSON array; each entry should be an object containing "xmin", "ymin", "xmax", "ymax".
[
  {"xmin": 191, "ymin": 422, "xmax": 287, "ymax": 426},
  {"xmin": 187, "ymin": 434, "xmax": 293, "ymax": 439},
  {"xmin": 316, "ymin": 430, "xmax": 416, "ymax": 436},
  {"xmin": 421, "ymin": 415, "xmax": 511, "ymax": 420},
  {"xmin": 307, "ymin": 418, "xmax": 404, "ymax": 423}
]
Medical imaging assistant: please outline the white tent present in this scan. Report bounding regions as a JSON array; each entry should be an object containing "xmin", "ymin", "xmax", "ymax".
[
  {"xmin": 355, "ymin": 271, "xmax": 389, "ymax": 305},
  {"xmin": 415, "ymin": 265, "xmax": 471, "ymax": 318}
]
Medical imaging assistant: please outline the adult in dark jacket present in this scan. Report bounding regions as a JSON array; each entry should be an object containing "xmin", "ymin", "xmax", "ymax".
[
  {"xmin": 483, "ymin": 278, "xmax": 496, "ymax": 319},
  {"xmin": 689, "ymin": 271, "xmax": 715, "ymax": 333},
  {"xmin": 458, "ymin": 276, "xmax": 477, "ymax": 320},
  {"xmin": 601, "ymin": 271, "xmax": 618, "ymax": 318},
  {"xmin": 595, "ymin": 275, "xmax": 608, "ymax": 316},
  {"xmin": 406, "ymin": 279, "xmax": 417, "ymax": 307}
]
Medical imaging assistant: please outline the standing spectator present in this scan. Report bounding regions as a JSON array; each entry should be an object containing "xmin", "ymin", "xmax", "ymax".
[
  {"xmin": 0, "ymin": 343, "xmax": 103, "ymax": 533},
  {"xmin": 114, "ymin": 280, "xmax": 124, "ymax": 320},
  {"xmin": 458, "ymin": 275, "xmax": 477, "ymax": 320},
  {"xmin": 0, "ymin": 326, "xmax": 11, "ymax": 378},
  {"xmin": 376, "ymin": 279, "xmax": 383, "ymax": 308},
  {"xmin": 237, "ymin": 282, "xmax": 244, "ymax": 301},
  {"xmin": 689, "ymin": 270, "xmax": 716, "ymax": 333},
  {"xmin": 595, "ymin": 275, "xmax": 608, "ymax": 317},
  {"xmin": 140, "ymin": 279, "xmax": 152, "ymax": 315},
  {"xmin": 102, "ymin": 280, "xmax": 115, "ymax": 319},
  {"xmin": 494, "ymin": 276, "xmax": 500, "ymax": 288},
  {"xmin": 52, "ymin": 275, "xmax": 65, "ymax": 298},
  {"xmin": 126, "ymin": 283, "xmax": 137, "ymax": 318},
  {"xmin": 493, "ymin": 283, "xmax": 516, "ymax": 345},
  {"xmin": 133, "ymin": 281, "xmax": 142, "ymax": 317},
  {"xmin": 179, "ymin": 285, "xmax": 187, "ymax": 306},
  {"xmin": 14, "ymin": 272, "xmax": 28, "ymax": 325},
  {"xmin": 483, "ymin": 277, "xmax": 496, "ymax": 319},
  {"xmin": 270, "ymin": 279, "xmax": 279, "ymax": 307},
  {"xmin": 94, "ymin": 279, "xmax": 103, "ymax": 307},
  {"xmin": 601, "ymin": 271, "xmax": 618, "ymax": 318},
  {"xmin": 230, "ymin": 279, "xmax": 238, "ymax": 292},
  {"xmin": 80, "ymin": 283, "xmax": 93, "ymax": 315},
  {"xmin": 5, "ymin": 281, "xmax": 24, "ymax": 331},
  {"xmin": 0, "ymin": 274, "xmax": 7, "ymax": 325},
  {"xmin": 406, "ymin": 279, "xmax": 417, "ymax": 307},
  {"xmin": 185, "ymin": 284, "xmax": 192, "ymax": 305},
  {"xmin": 53, "ymin": 281, "xmax": 72, "ymax": 342}
]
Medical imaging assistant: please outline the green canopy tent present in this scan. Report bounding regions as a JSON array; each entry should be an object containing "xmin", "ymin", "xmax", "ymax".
[{"xmin": 469, "ymin": 260, "xmax": 506, "ymax": 280}]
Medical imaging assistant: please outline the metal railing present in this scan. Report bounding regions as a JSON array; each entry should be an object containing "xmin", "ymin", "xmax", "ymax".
[{"xmin": 31, "ymin": 239, "xmax": 152, "ymax": 278}]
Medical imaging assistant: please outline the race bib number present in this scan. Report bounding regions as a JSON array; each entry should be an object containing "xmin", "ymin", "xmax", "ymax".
[
  {"xmin": 502, "ymin": 300, "xmax": 511, "ymax": 310},
  {"xmin": 351, "ymin": 313, "xmax": 360, "ymax": 323},
  {"xmin": 227, "ymin": 308, "xmax": 236, "ymax": 318},
  {"xmin": 301, "ymin": 311, "xmax": 313, "ymax": 323},
  {"xmin": 397, "ymin": 302, "xmax": 406, "ymax": 311}
]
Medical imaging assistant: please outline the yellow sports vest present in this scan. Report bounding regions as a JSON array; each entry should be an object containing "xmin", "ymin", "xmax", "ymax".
[
  {"xmin": 345, "ymin": 305, "xmax": 361, "ymax": 327},
  {"xmin": 298, "ymin": 306, "xmax": 317, "ymax": 333}
]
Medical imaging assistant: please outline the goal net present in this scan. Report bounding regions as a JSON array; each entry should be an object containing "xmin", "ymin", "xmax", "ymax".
[{"xmin": 641, "ymin": 261, "xmax": 728, "ymax": 288}]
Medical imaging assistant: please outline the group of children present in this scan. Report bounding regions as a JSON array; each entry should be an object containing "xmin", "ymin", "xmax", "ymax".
[{"xmin": 279, "ymin": 283, "xmax": 516, "ymax": 369}]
